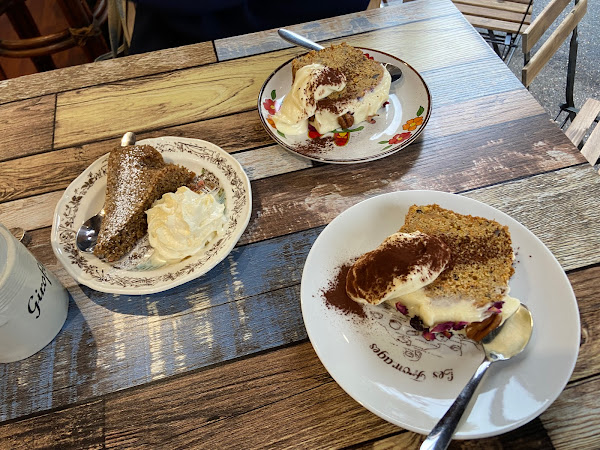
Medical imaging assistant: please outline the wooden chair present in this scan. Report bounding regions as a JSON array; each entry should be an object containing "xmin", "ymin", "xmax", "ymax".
[
  {"xmin": 451, "ymin": 0, "xmax": 533, "ymax": 61},
  {"xmin": 521, "ymin": 0, "xmax": 587, "ymax": 124},
  {"xmin": 565, "ymin": 98, "xmax": 600, "ymax": 171},
  {"xmin": 0, "ymin": 0, "xmax": 109, "ymax": 75}
]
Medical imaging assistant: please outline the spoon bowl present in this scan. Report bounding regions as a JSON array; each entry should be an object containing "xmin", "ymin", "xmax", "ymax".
[
  {"xmin": 420, "ymin": 304, "xmax": 534, "ymax": 450},
  {"xmin": 75, "ymin": 132, "xmax": 136, "ymax": 253}
]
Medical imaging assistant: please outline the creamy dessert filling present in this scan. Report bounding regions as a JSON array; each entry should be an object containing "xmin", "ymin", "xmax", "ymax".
[
  {"xmin": 386, "ymin": 292, "xmax": 521, "ymax": 330},
  {"xmin": 313, "ymin": 68, "xmax": 391, "ymax": 134},
  {"xmin": 272, "ymin": 64, "xmax": 346, "ymax": 136}
]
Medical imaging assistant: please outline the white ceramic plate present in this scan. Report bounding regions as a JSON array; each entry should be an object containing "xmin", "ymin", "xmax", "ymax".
[
  {"xmin": 301, "ymin": 190, "xmax": 580, "ymax": 438},
  {"xmin": 51, "ymin": 137, "xmax": 252, "ymax": 295},
  {"xmin": 258, "ymin": 48, "xmax": 431, "ymax": 164}
]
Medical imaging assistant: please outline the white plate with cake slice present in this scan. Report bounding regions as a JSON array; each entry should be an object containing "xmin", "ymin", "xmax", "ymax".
[
  {"xmin": 258, "ymin": 48, "xmax": 431, "ymax": 164},
  {"xmin": 300, "ymin": 190, "xmax": 580, "ymax": 439},
  {"xmin": 51, "ymin": 136, "xmax": 252, "ymax": 295}
]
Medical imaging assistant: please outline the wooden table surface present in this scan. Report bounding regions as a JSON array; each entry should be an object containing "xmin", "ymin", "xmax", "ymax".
[{"xmin": 1, "ymin": 0, "xmax": 599, "ymax": 448}]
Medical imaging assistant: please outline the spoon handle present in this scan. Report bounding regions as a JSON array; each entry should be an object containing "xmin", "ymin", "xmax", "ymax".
[
  {"xmin": 420, "ymin": 359, "xmax": 492, "ymax": 450},
  {"xmin": 278, "ymin": 28, "xmax": 324, "ymax": 51}
]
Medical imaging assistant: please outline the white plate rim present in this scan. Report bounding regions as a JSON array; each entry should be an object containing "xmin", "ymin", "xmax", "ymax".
[
  {"xmin": 300, "ymin": 190, "xmax": 580, "ymax": 438},
  {"xmin": 51, "ymin": 136, "xmax": 252, "ymax": 295}
]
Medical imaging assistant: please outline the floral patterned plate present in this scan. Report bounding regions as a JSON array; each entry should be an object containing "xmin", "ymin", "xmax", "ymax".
[
  {"xmin": 301, "ymin": 191, "xmax": 580, "ymax": 438},
  {"xmin": 258, "ymin": 48, "xmax": 431, "ymax": 164},
  {"xmin": 51, "ymin": 137, "xmax": 252, "ymax": 295}
]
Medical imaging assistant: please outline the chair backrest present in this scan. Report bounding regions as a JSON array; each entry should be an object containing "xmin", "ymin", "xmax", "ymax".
[
  {"xmin": 0, "ymin": 0, "xmax": 109, "ymax": 74},
  {"xmin": 521, "ymin": 0, "xmax": 587, "ymax": 87},
  {"xmin": 565, "ymin": 98, "xmax": 600, "ymax": 169}
]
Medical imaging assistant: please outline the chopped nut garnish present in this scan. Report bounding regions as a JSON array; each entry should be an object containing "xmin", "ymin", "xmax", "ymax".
[{"xmin": 337, "ymin": 112, "xmax": 354, "ymax": 129}]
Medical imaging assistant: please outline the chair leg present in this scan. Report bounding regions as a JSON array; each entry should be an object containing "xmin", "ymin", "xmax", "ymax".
[
  {"xmin": 487, "ymin": 30, "xmax": 502, "ymax": 57},
  {"xmin": 565, "ymin": 27, "xmax": 579, "ymax": 124}
]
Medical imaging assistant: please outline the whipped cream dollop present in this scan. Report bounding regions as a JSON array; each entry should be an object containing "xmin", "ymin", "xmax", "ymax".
[
  {"xmin": 146, "ymin": 186, "xmax": 227, "ymax": 264},
  {"xmin": 272, "ymin": 63, "xmax": 346, "ymax": 136},
  {"xmin": 346, "ymin": 231, "xmax": 451, "ymax": 305}
]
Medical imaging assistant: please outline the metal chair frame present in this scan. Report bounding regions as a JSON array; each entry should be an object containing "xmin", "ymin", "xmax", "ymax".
[{"xmin": 478, "ymin": 0, "xmax": 534, "ymax": 63}]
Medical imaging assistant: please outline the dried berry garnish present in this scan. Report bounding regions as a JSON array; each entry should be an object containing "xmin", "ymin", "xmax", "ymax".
[{"xmin": 410, "ymin": 315, "xmax": 425, "ymax": 331}]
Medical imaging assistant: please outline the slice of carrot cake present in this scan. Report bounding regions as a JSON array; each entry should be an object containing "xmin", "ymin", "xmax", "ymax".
[{"xmin": 93, "ymin": 144, "xmax": 195, "ymax": 262}]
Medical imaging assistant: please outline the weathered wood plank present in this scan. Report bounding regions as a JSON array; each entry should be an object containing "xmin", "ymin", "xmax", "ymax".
[
  {"xmin": 0, "ymin": 87, "xmax": 551, "ymax": 205},
  {"xmin": 240, "ymin": 116, "xmax": 585, "ymax": 254},
  {"xmin": 4, "ymin": 345, "xmax": 596, "ymax": 449},
  {"xmin": 0, "ymin": 145, "xmax": 311, "ymax": 232},
  {"xmin": 317, "ymin": 13, "xmax": 496, "ymax": 76},
  {"xmin": 0, "ymin": 399, "xmax": 104, "ymax": 449},
  {"xmin": 52, "ymin": 50, "xmax": 303, "ymax": 148},
  {"xmin": 0, "ymin": 191, "xmax": 64, "ymax": 231},
  {"xmin": 1, "ymin": 111, "xmax": 585, "ymax": 249},
  {"xmin": 0, "ymin": 42, "xmax": 217, "ymax": 105},
  {"xmin": 567, "ymin": 266, "xmax": 600, "ymax": 382},
  {"xmin": 0, "ymin": 226, "xmax": 319, "ymax": 422},
  {"xmin": 465, "ymin": 165, "xmax": 600, "ymax": 272},
  {"xmin": 214, "ymin": 0, "xmax": 458, "ymax": 60},
  {"xmin": 541, "ymin": 375, "xmax": 600, "ymax": 450},
  {"xmin": 353, "ymin": 418, "xmax": 552, "ymax": 449},
  {"xmin": 0, "ymin": 110, "xmax": 272, "ymax": 204},
  {"xmin": 0, "ymin": 107, "xmax": 584, "ymax": 234},
  {"xmin": 103, "ymin": 341, "xmax": 399, "ymax": 449},
  {"xmin": 0, "ymin": 146, "xmax": 310, "ymax": 232},
  {"xmin": 0, "ymin": 95, "xmax": 55, "ymax": 162},
  {"xmin": 52, "ymin": 12, "xmax": 498, "ymax": 150}
]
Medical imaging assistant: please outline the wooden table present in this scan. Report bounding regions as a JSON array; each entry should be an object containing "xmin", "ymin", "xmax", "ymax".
[{"xmin": 1, "ymin": 0, "xmax": 599, "ymax": 448}]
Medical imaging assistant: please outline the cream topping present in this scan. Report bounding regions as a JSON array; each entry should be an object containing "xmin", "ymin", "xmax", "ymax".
[
  {"xmin": 346, "ymin": 231, "xmax": 451, "ymax": 305},
  {"xmin": 313, "ymin": 67, "xmax": 391, "ymax": 134},
  {"xmin": 386, "ymin": 292, "xmax": 521, "ymax": 328},
  {"xmin": 272, "ymin": 64, "xmax": 346, "ymax": 136},
  {"xmin": 146, "ymin": 186, "xmax": 227, "ymax": 264}
]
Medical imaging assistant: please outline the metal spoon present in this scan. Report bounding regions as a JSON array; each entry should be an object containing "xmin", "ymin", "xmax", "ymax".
[
  {"xmin": 10, "ymin": 227, "xmax": 30, "ymax": 246},
  {"xmin": 277, "ymin": 28, "xmax": 402, "ymax": 82},
  {"xmin": 75, "ymin": 132, "xmax": 137, "ymax": 253},
  {"xmin": 420, "ymin": 304, "xmax": 534, "ymax": 450}
]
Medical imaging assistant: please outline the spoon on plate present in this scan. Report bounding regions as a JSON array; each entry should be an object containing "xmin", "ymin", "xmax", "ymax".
[
  {"xmin": 75, "ymin": 131, "xmax": 136, "ymax": 253},
  {"xmin": 420, "ymin": 304, "xmax": 534, "ymax": 450},
  {"xmin": 277, "ymin": 28, "xmax": 403, "ymax": 82}
]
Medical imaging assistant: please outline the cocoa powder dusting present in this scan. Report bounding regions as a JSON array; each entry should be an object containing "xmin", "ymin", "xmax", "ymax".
[
  {"xmin": 293, "ymin": 136, "xmax": 336, "ymax": 156},
  {"xmin": 321, "ymin": 264, "xmax": 366, "ymax": 319},
  {"xmin": 347, "ymin": 235, "xmax": 450, "ymax": 300}
]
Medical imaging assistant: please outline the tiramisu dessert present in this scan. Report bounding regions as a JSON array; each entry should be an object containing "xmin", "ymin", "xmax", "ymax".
[
  {"xmin": 346, "ymin": 204, "xmax": 521, "ymax": 341},
  {"xmin": 93, "ymin": 144, "xmax": 196, "ymax": 262},
  {"xmin": 271, "ymin": 42, "xmax": 391, "ymax": 135}
]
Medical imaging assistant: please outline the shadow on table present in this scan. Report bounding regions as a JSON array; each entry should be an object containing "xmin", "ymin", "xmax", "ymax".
[{"xmin": 0, "ymin": 291, "xmax": 98, "ymax": 422}]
